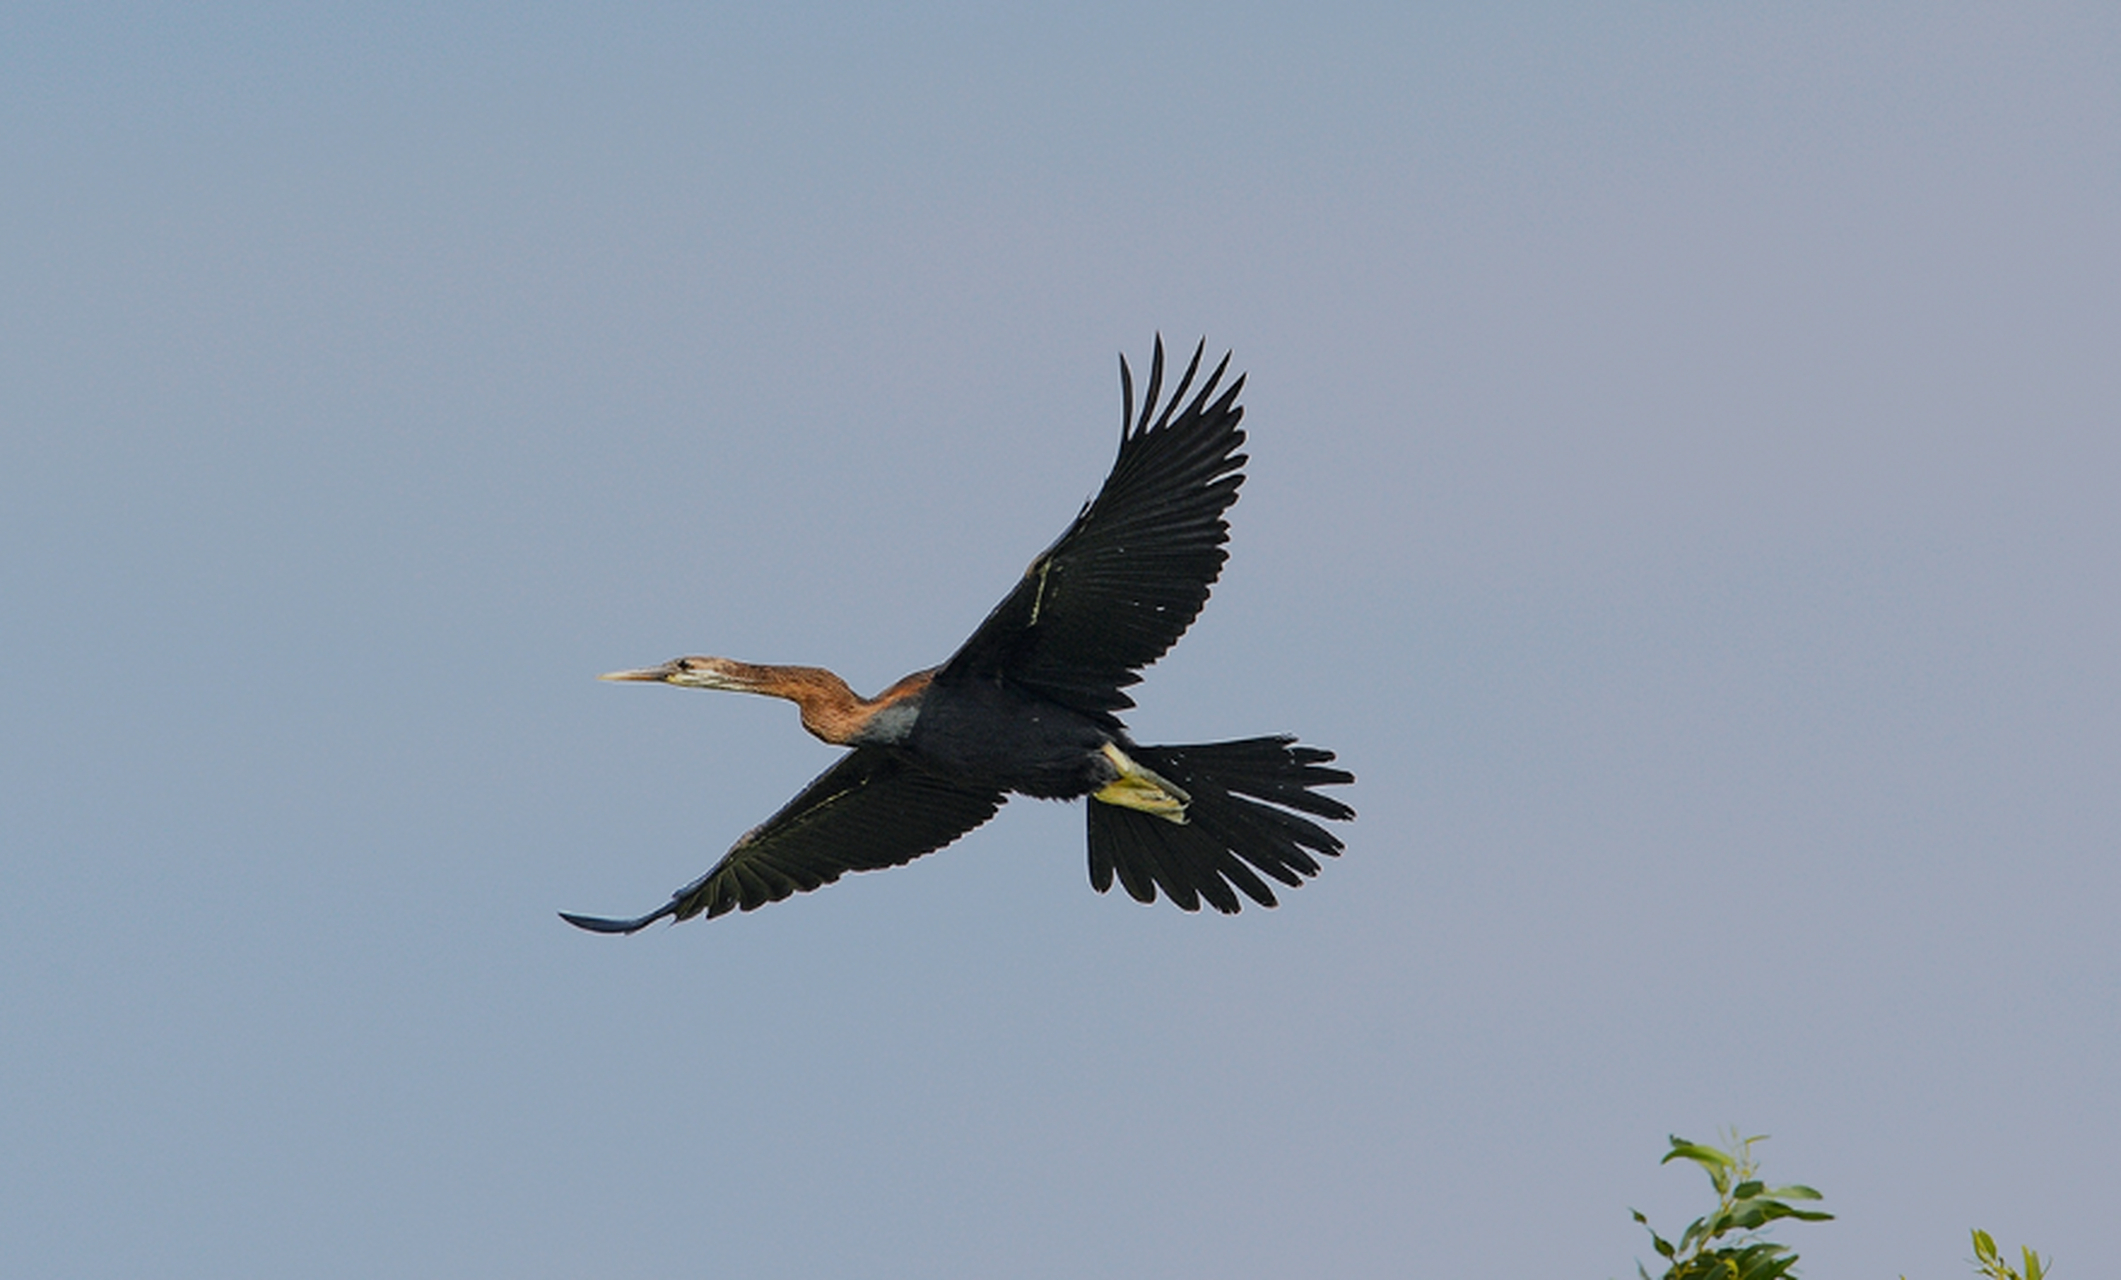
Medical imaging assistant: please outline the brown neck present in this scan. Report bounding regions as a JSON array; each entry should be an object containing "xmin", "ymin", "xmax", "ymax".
[{"xmin": 716, "ymin": 661, "xmax": 932, "ymax": 745}]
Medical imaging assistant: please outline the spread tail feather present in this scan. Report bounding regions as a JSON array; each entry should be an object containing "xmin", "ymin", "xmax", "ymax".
[{"xmin": 1086, "ymin": 736, "xmax": 1354, "ymax": 913}]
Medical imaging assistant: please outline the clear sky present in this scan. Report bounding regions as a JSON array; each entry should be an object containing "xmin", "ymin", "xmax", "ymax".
[{"xmin": 4, "ymin": 4, "xmax": 2115, "ymax": 1277}]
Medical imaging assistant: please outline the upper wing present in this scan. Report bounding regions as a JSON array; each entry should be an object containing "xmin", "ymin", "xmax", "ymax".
[
  {"xmin": 560, "ymin": 748, "xmax": 1005, "ymax": 932},
  {"xmin": 940, "ymin": 337, "xmax": 1247, "ymax": 716}
]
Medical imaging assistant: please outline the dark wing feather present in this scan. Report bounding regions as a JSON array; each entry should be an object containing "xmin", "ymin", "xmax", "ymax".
[
  {"xmin": 939, "ymin": 337, "xmax": 1247, "ymax": 716},
  {"xmin": 560, "ymin": 749, "xmax": 1005, "ymax": 932}
]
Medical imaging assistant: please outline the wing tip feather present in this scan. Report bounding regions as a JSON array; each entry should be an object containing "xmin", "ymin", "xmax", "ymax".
[{"xmin": 558, "ymin": 903, "xmax": 677, "ymax": 935}]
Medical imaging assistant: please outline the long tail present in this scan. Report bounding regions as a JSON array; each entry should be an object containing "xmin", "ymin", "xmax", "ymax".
[{"xmin": 1086, "ymin": 736, "xmax": 1354, "ymax": 913}]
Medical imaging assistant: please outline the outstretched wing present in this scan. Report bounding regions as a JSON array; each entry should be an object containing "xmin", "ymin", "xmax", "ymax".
[
  {"xmin": 560, "ymin": 748, "xmax": 1005, "ymax": 932},
  {"xmin": 940, "ymin": 337, "xmax": 1247, "ymax": 716}
]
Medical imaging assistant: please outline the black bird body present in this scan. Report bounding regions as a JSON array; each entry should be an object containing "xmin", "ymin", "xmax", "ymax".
[
  {"xmin": 898, "ymin": 673, "xmax": 1115, "ymax": 799},
  {"xmin": 564, "ymin": 339, "xmax": 1353, "ymax": 932}
]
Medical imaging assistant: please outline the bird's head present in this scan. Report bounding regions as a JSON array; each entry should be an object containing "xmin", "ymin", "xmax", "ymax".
[
  {"xmin": 598, "ymin": 656, "xmax": 868, "ymax": 743},
  {"xmin": 599, "ymin": 656, "xmax": 761, "ymax": 692}
]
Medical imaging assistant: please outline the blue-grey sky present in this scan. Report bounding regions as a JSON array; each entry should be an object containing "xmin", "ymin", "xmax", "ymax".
[{"xmin": 5, "ymin": 5, "xmax": 2115, "ymax": 1277}]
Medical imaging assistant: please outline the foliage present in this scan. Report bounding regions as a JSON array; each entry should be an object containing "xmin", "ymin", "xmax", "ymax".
[
  {"xmin": 1900, "ymin": 1229, "xmax": 2053, "ymax": 1280},
  {"xmin": 1963, "ymin": 1230, "xmax": 2050, "ymax": 1280},
  {"xmin": 1630, "ymin": 1132, "xmax": 1833, "ymax": 1280},
  {"xmin": 1627, "ymin": 1133, "xmax": 2053, "ymax": 1280}
]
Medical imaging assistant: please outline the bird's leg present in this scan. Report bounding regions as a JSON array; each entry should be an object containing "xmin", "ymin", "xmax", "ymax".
[{"xmin": 1092, "ymin": 742, "xmax": 1191, "ymax": 824}]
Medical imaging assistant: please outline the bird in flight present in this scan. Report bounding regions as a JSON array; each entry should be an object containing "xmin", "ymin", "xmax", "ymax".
[{"xmin": 563, "ymin": 338, "xmax": 1353, "ymax": 932}]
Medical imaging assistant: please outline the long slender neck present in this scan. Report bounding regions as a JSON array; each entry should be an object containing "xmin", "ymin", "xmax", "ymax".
[{"xmin": 704, "ymin": 660, "xmax": 931, "ymax": 746}]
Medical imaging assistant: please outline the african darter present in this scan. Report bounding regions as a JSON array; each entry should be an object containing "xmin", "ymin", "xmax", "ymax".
[{"xmin": 563, "ymin": 338, "xmax": 1353, "ymax": 931}]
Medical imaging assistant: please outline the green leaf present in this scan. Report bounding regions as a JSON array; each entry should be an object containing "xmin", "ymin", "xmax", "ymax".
[
  {"xmin": 1762, "ymin": 1184, "xmax": 1824, "ymax": 1201},
  {"xmin": 1663, "ymin": 1138, "xmax": 1735, "ymax": 1170},
  {"xmin": 1678, "ymin": 1216, "xmax": 1714, "ymax": 1253},
  {"xmin": 1722, "ymin": 1200, "xmax": 1780, "ymax": 1230}
]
